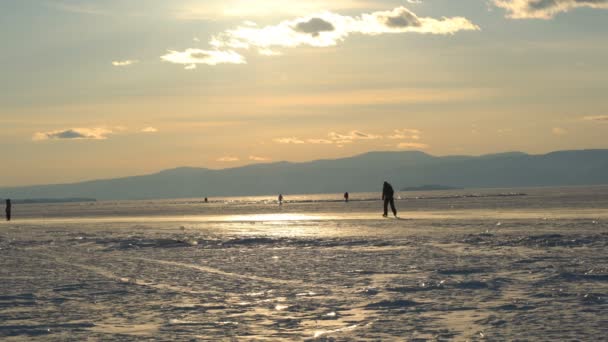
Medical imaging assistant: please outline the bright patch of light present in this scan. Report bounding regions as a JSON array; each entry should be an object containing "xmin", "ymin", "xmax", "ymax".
[
  {"xmin": 223, "ymin": 213, "xmax": 322, "ymax": 222},
  {"xmin": 160, "ymin": 48, "xmax": 245, "ymax": 69}
]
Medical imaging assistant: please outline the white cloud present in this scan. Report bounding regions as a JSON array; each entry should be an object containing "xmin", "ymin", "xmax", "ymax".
[
  {"xmin": 392, "ymin": 129, "xmax": 427, "ymax": 150},
  {"xmin": 328, "ymin": 130, "xmax": 382, "ymax": 144},
  {"xmin": 163, "ymin": 6, "xmax": 478, "ymax": 68},
  {"xmin": 33, "ymin": 127, "xmax": 113, "ymax": 141},
  {"xmin": 249, "ymin": 155, "xmax": 271, "ymax": 161},
  {"xmin": 164, "ymin": 6, "xmax": 477, "ymax": 68},
  {"xmin": 217, "ymin": 156, "xmax": 240, "ymax": 162},
  {"xmin": 388, "ymin": 128, "xmax": 421, "ymax": 140},
  {"xmin": 273, "ymin": 129, "xmax": 431, "ymax": 148},
  {"xmin": 273, "ymin": 137, "xmax": 306, "ymax": 144},
  {"xmin": 494, "ymin": 0, "xmax": 608, "ymax": 19},
  {"xmin": 141, "ymin": 127, "xmax": 158, "ymax": 133},
  {"xmin": 306, "ymin": 138, "xmax": 334, "ymax": 144},
  {"xmin": 112, "ymin": 60, "xmax": 139, "ymax": 67},
  {"xmin": 210, "ymin": 7, "xmax": 479, "ymax": 53},
  {"xmin": 583, "ymin": 115, "xmax": 608, "ymax": 121},
  {"xmin": 161, "ymin": 48, "xmax": 245, "ymax": 69},
  {"xmin": 275, "ymin": 130, "xmax": 387, "ymax": 146},
  {"xmin": 397, "ymin": 142, "xmax": 429, "ymax": 149},
  {"xmin": 552, "ymin": 127, "xmax": 567, "ymax": 135}
]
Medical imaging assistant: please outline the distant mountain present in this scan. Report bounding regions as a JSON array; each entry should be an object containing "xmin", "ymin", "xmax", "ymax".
[
  {"xmin": 2, "ymin": 149, "xmax": 608, "ymax": 200},
  {"xmin": 12, "ymin": 198, "xmax": 96, "ymax": 204}
]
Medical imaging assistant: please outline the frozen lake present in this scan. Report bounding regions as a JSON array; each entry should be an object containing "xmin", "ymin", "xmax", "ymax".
[{"xmin": 1, "ymin": 186, "xmax": 607, "ymax": 340}]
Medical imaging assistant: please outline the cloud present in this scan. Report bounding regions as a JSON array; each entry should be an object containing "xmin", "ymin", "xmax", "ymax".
[
  {"xmin": 390, "ymin": 129, "xmax": 426, "ymax": 149},
  {"xmin": 494, "ymin": 0, "xmax": 608, "ymax": 19},
  {"xmin": 306, "ymin": 138, "xmax": 334, "ymax": 144},
  {"xmin": 112, "ymin": 60, "xmax": 138, "ymax": 67},
  {"xmin": 274, "ymin": 130, "xmax": 382, "ymax": 146},
  {"xmin": 164, "ymin": 6, "xmax": 477, "ymax": 68},
  {"xmin": 161, "ymin": 49, "xmax": 245, "ymax": 69},
  {"xmin": 382, "ymin": 8, "xmax": 422, "ymax": 28},
  {"xmin": 583, "ymin": 115, "xmax": 608, "ymax": 121},
  {"xmin": 210, "ymin": 7, "xmax": 479, "ymax": 53},
  {"xmin": 388, "ymin": 128, "xmax": 421, "ymax": 140},
  {"xmin": 328, "ymin": 130, "xmax": 382, "ymax": 144},
  {"xmin": 140, "ymin": 127, "xmax": 158, "ymax": 133},
  {"xmin": 217, "ymin": 156, "xmax": 240, "ymax": 162},
  {"xmin": 273, "ymin": 137, "xmax": 306, "ymax": 144},
  {"xmin": 552, "ymin": 127, "xmax": 568, "ymax": 135},
  {"xmin": 33, "ymin": 128, "xmax": 113, "ymax": 141},
  {"xmin": 249, "ymin": 155, "xmax": 271, "ymax": 161},
  {"xmin": 397, "ymin": 142, "xmax": 429, "ymax": 149},
  {"xmin": 272, "ymin": 129, "xmax": 431, "ymax": 149},
  {"xmin": 294, "ymin": 18, "xmax": 336, "ymax": 37}
]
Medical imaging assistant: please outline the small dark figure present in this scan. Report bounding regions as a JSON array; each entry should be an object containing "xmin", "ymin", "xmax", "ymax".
[
  {"xmin": 344, "ymin": 192, "xmax": 349, "ymax": 202},
  {"xmin": 5, "ymin": 199, "xmax": 11, "ymax": 221},
  {"xmin": 204, "ymin": 197, "xmax": 208, "ymax": 203},
  {"xmin": 382, "ymin": 182, "xmax": 397, "ymax": 217},
  {"xmin": 278, "ymin": 194, "xmax": 283, "ymax": 205}
]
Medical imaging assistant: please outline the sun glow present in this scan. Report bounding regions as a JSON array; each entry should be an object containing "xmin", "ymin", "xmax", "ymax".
[
  {"xmin": 174, "ymin": 0, "xmax": 375, "ymax": 19},
  {"xmin": 222, "ymin": 213, "xmax": 322, "ymax": 222}
]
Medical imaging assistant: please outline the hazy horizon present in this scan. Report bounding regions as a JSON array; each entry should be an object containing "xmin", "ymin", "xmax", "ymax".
[{"xmin": 1, "ymin": 148, "xmax": 605, "ymax": 188}]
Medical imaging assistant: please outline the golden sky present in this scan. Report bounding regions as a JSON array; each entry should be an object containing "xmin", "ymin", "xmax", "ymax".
[{"xmin": 1, "ymin": 0, "xmax": 607, "ymax": 186}]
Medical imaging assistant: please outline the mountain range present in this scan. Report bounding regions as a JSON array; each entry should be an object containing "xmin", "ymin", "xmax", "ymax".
[{"xmin": 2, "ymin": 149, "xmax": 608, "ymax": 200}]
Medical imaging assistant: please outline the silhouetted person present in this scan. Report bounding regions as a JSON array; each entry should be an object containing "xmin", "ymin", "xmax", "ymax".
[
  {"xmin": 344, "ymin": 192, "xmax": 349, "ymax": 202},
  {"xmin": 382, "ymin": 182, "xmax": 397, "ymax": 217},
  {"xmin": 278, "ymin": 194, "xmax": 283, "ymax": 205},
  {"xmin": 204, "ymin": 197, "xmax": 208, "ymax": 203},
  {"xmin": 5, "ymin": 199, "xmax": 11, "ymax": 221}
]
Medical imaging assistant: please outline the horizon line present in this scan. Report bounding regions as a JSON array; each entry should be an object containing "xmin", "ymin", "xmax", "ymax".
[{"xmin": 1, "ymin": 148, "xmax": 606, "ymax": 189}]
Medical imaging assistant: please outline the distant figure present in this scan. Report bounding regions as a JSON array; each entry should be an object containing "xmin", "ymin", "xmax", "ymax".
[
  {"xmin": 278, "ymin": 194, "xmax": 283, "ymax": 205},
  {"xmin": 204, "ymin": 197, "xmax": 208, "ymax": 203},
  {"xmin": 5, "ymin": 199, "xmax": 11, "ymax": 221},
  {"xmin": 344, "ymin": 192, "xmax": 349, "ymax": 202},
  {"xmin": 382, "ymin": 182, "xmax": 397, "ymax": 217}
]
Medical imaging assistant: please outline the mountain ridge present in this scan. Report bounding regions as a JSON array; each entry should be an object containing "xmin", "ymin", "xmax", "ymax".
[{"xmin": 2, "ymin": 149, "xmax": 608, "ymax": 200}]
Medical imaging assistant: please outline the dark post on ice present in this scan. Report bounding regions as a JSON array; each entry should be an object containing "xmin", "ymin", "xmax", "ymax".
[{"xmin": 5, "ymin": 199, "xmax": 11, "ymax": 221}]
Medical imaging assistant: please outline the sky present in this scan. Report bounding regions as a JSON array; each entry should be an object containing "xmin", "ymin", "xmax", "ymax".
[{"xmin": 1, "ymin": 0, "xmax": 607, "ymax": 187}]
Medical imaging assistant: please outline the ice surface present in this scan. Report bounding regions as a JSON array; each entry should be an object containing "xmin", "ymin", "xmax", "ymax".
[{"xmin": 1, "ymin": 186, "xmax": 607, "ymax": 340}]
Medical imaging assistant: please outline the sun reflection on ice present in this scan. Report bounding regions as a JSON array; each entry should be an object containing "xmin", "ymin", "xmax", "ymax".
[{"xmin": 222, "ymin": 213, "xmax": 323, "ymax": 222}]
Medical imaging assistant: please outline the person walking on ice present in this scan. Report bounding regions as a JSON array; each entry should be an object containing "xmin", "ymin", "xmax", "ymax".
[{"xmin": 382, "ymin": 181, "xmax": 397, "ymax": 218}]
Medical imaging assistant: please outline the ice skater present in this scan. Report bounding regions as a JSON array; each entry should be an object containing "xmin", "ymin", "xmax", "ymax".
[
  {"xmin": 382, "ymin": 181, "xmax": 397, "ymax": 217},
  {"xmin": 5, "ymin": 199, "xmax": 11, "ymax": 221},
  {"xmin": 344, "ymin": 192, "xmax": 349, "ymax": 202}
]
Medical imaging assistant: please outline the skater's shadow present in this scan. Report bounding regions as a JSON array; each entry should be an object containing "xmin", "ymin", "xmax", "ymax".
[{"xmin": 385, "ymin": 217, "xmax": 409, "ymax": 221}]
